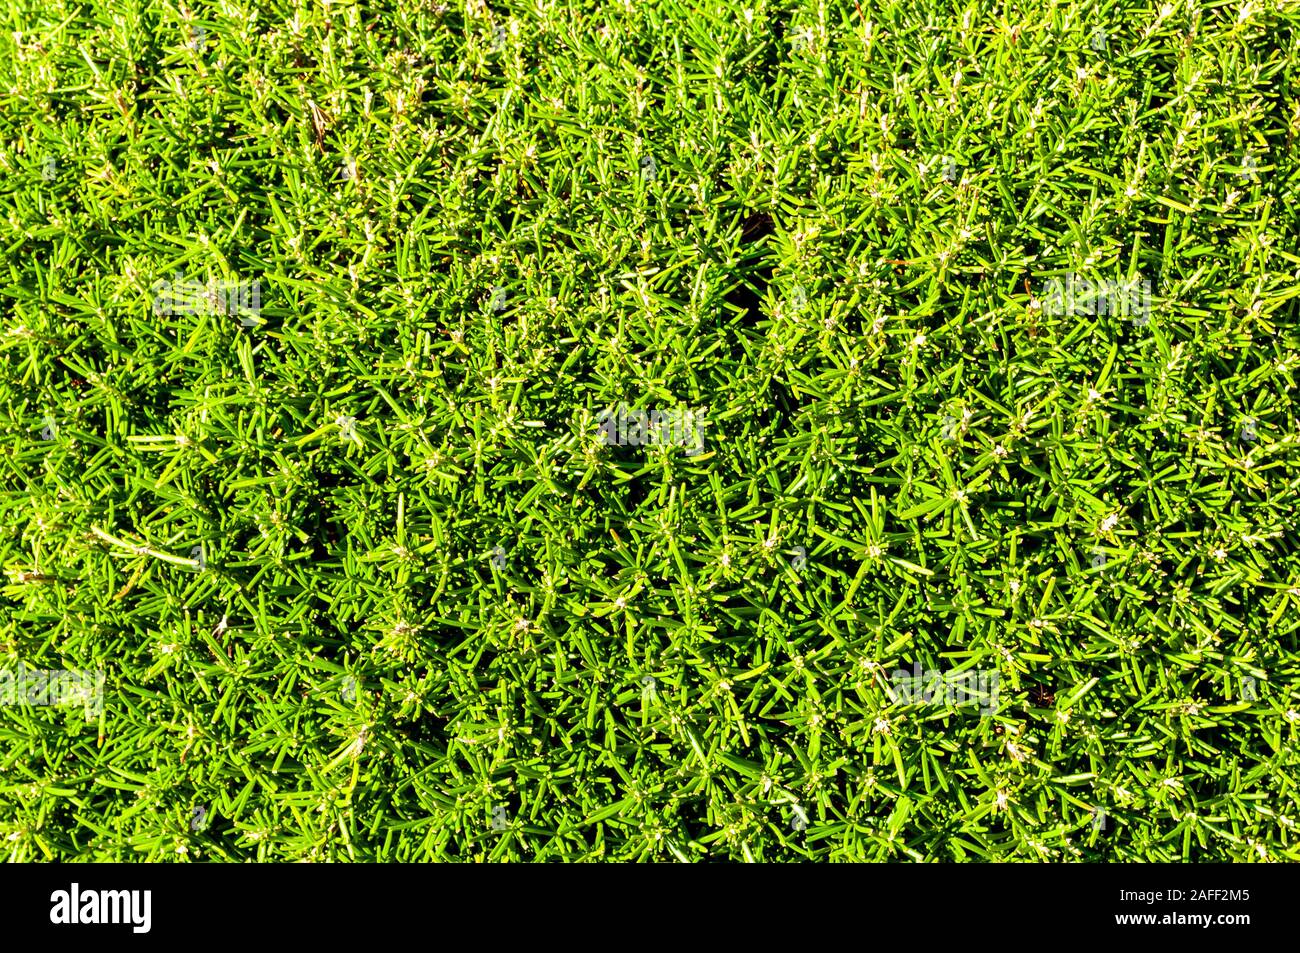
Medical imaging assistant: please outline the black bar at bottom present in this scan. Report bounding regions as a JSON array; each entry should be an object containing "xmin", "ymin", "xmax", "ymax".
[{"xmin": 0, "ymin": 862, "xmax": 1280, "ymax": 941}]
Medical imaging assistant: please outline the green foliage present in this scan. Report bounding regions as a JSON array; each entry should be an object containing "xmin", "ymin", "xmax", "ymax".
[{"xmin": 1, "ymin": 0, "xmax": 1299, "ymax": 861}]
